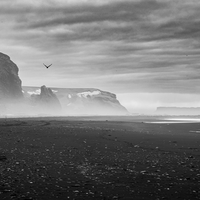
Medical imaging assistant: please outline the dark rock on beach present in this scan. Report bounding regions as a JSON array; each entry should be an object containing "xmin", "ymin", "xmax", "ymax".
[{"xmin": 0, "ymin": 155, "xmax": 7, "ymax": 162}]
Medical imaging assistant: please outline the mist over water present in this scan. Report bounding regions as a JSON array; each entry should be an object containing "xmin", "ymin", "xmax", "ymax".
[
  {"xmin": 1, "ymin": 98, "xmax": 200, "ymax": 127},
  {"xmin": 117, "ymin": 93, "xmax": 200, "ymax": 115},
  {"xmin": 0, "ymin": 99, "xmax": 128, "ymax": 118},
  {"xmin": 2, "ymin": 91, "xmax": 200, "ymax": 118}
]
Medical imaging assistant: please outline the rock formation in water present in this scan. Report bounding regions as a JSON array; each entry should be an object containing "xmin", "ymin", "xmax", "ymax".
[
  {"xmin": 30, "ymin": 85, "xmax": 62, "ymax": 114},
  {"xmin": 23, "ymin": 87, "xmax": 128, "ymax": 115},
  {"xmin": 0, "ymin": 52, "xmax": 23, "ymax": 100}
]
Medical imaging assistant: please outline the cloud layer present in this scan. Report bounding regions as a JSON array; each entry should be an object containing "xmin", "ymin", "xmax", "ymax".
[{"xmin": 0, "ymin": 0, "xmax": 200, "ymax": 94}]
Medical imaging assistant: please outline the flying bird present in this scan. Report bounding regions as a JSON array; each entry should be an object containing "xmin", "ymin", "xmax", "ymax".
[{"xmin": 43, "ymin": 63, "xmax": 52, "ymax": 69}]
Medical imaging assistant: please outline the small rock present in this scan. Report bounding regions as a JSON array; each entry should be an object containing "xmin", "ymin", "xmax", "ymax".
[{"xmin": 0, "ymin": 155, "xmax": 7, "ymax": 162}]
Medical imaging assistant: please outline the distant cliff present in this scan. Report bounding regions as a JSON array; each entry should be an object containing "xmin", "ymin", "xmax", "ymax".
[
  {"xmin": 0, "ymin": 52, "xmax": 23, "ymax": 100},
  {"xmin": 23, "ymin": 86, "xmax": 128, "ymax": 115},
  {"xmin": 156, "ymin": 107, "xmax": 200, "ymax": 115}
]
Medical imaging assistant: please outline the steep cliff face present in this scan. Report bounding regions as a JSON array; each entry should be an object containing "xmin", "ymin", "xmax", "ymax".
[
  {"xmin": 23, "ymin": 87, "xmax": 128, "ymax": 115},
  {"xmin": 0, "ymin": 52, "xmax": 23, "ymax": 100}
]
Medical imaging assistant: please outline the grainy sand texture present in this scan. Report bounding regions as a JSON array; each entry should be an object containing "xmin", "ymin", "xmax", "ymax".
[{"xmin": 0, "ymin": 116, "xmax": 200, "ymax": 200}]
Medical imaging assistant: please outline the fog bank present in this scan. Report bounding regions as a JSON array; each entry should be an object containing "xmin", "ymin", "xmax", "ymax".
[{"xmin": 118, "ymin": 93, "xmax": 200, "ymax": 115}]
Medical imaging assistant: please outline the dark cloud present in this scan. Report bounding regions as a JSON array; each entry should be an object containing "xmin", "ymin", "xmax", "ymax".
[
  {"xmin": 1, "ymin": 0, "xmax": 200, "ymax": 43},
  {"xmin": 26, "ymin": 0, "xmax": 164, "ymax": 28},
  {"xmin": 2, "ymin": 0, "xmax": 199, "ymax": 45}
]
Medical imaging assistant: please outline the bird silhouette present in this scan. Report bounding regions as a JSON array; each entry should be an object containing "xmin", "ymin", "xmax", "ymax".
[{"xmin": 43, "ymin": 63, "xmax": 52, "ymax": 68}]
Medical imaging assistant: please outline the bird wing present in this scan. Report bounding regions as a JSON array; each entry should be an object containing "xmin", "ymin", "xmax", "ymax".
[{"xmin": 43, "ymin": 63, "xmax": 52, "ymax": 68}]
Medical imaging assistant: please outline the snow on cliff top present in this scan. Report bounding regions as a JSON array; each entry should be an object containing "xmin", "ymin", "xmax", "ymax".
[
  {"xmin": 27, "ymin": 89, "xmax": 41, "ymax": 95},
  {"xmin": 77, "ymin": 91, "xmax": 101, "ymax": 98}
]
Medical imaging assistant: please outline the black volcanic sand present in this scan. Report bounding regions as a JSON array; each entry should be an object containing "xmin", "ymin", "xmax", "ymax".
[{"xmin": 0, "ymin": 116, "xmax": 200, "ymax": 200}]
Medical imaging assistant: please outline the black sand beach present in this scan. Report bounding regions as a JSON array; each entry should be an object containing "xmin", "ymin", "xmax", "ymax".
[{"xmin": 0, "ymin": 116, "xmax": 200, "ymax": 199}]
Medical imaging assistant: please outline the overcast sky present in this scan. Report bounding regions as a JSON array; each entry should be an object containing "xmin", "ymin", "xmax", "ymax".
[{"xmin": 1, "ymin": 0, "xmax": 200, "ymax": 112}]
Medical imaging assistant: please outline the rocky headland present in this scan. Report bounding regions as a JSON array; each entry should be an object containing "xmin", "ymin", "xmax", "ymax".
[
  {"xmin": 0, "ymin": 52, "xmax": 23, "ymax": 100},
  {"xmin": 0, "ymin": 52, "xmax": 128, "ymax": 116}
]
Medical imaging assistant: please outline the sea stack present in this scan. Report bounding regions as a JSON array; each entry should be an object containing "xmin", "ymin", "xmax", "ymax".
[{"xmin": 30, "ymin": 85, "xmax": 62, "ymax": 114}]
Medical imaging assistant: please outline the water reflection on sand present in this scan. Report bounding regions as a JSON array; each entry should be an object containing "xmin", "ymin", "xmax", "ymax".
[{"xmin": 146, "ymin": 118, "xmax": 200, "ymax": 124}]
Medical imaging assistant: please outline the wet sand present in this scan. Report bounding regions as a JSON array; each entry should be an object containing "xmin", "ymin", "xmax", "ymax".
[{"xmin": 0, "ymin": 116, "xmax": 200, "ymax": 200}]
